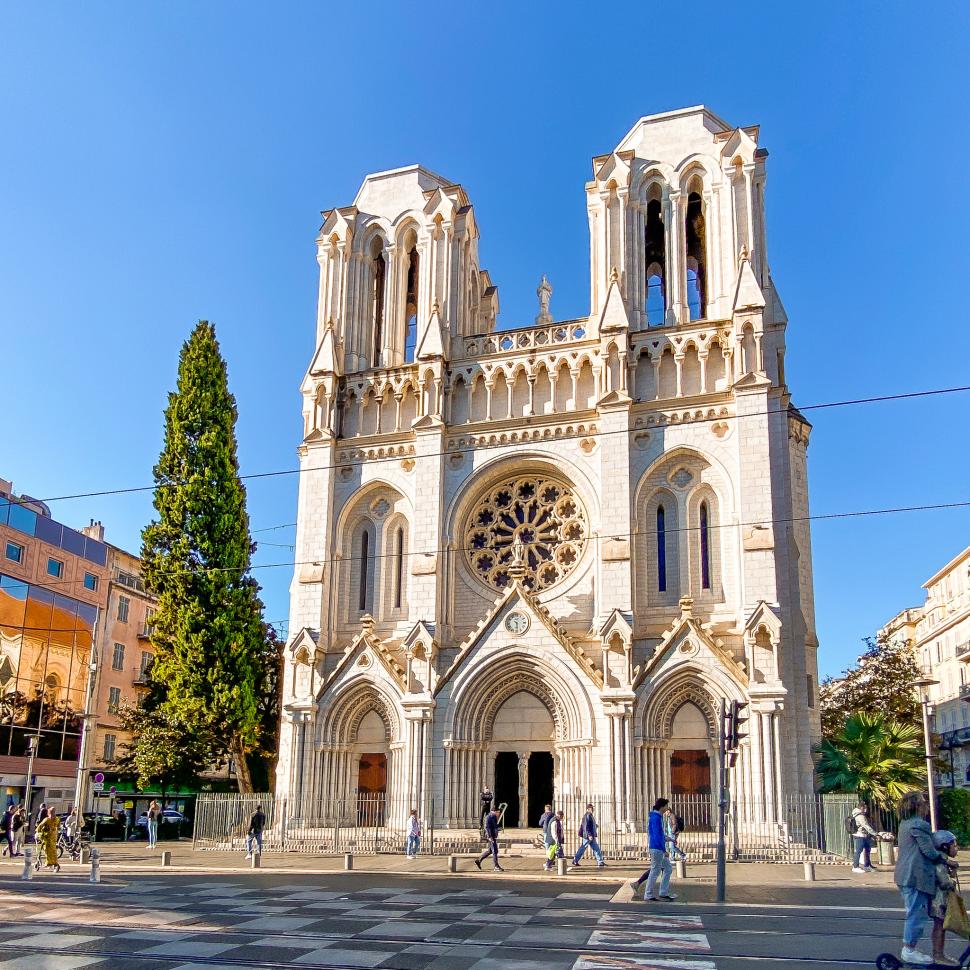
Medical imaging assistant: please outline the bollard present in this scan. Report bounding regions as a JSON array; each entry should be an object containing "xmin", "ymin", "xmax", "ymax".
[
  {"xmin": 448, "ymin": 855, "xmax": 458, "ymax": 873},
  {"xmin": 803, "ymin": 861, "xmax": 816, "ymax": 881},
  {"xmin": 90, "ymin": 847, "xmax": 101, "ymax": 884},
  {"xmin": 80, "ymin": 847, "xmax": 90, "ymax": 865},
  {"xmin": 344, "ymin": 853, "xmax": 353, "ymax": 871},
  {"xmin": 251, "ymin": 852, "xmax": 260, "ymax": 869},
  {"xmin": 556, "ymin": 857, "xmax": 567, "ymax": 876},
  {"xmin": 161, "ymin": 850, "xmax": 171, "ymax": 867},
  {"xmin": 22, "ymin": 846, "xmax": 33, "ymax": 880},
  {"xmin": 675, "ymin": 859, "xmax": 687, "ymax": 880}
]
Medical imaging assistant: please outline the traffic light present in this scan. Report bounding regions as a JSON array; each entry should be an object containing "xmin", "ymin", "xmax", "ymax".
[{"xmin": 727, "ymin": 700, "xmax": 749, "ymax": 750}]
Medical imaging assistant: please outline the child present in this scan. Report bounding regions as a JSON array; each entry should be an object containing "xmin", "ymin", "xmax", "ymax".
[
  {"xmin": 931, "ymin": 829, "xmax": 960, "ymax": 967},
  {"xmin": 664, "ymin": 806, "xmax": 686, "ymax": 862}
]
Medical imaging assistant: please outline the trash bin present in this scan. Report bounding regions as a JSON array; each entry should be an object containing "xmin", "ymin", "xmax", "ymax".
[{"xmin": 878, "ymin": 838, "xmax": 894, "ymax": 866}]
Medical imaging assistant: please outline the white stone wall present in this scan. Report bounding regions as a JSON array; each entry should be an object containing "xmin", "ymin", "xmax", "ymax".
[{"xmin": 278, "ymin": 106, "xmax": 820, "ymax": 823}]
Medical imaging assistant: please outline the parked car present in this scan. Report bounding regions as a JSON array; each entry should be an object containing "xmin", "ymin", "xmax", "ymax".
[
  {"xmin": 78, "ymin": 812, "xmax": 127, "ymax": 841},
  {"xmin": 129, "ymin": 808, "xmax": 188, "ymax": 840}
]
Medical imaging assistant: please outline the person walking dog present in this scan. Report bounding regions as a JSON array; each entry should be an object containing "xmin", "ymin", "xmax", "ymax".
[
  {"xmin": 475, "ymin": 807, "xmax": 503, "ymax": 872},
  {"xmin": 894, "ymin": 791, "xmax": 954, "ymax": 965},
  {"xmin": 632, "ymin": 798, "xmax": 677, "ymax": 901}
]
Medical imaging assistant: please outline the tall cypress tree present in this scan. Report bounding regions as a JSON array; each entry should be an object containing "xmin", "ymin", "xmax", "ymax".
[{"xmin": 141, "ymin": 321, "xmax": 265, "ymax": 793}]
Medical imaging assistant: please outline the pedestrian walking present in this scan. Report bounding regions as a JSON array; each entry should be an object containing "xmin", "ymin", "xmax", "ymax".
[
  {"xmin": 64, "ymin": 807, "xmax": 79, "ymax": 842},
  {"xmin": 570, "ymin": 803, "xmax": 606, "ymax": 869},
  {"xmin": 32, "ymin": 802, "xmax": 47, "ymax": 841},
  {"xmin": 0, "ymin": 805, "xmax": 13, "ymax": 859},
  {"xmin": 543, "ymin": 810, "xmax": 565, "ymax": 871},
  {"xmin": 36, "ymin": 807, "xmax": 60, "ymax": 872},
  {"xmin": 11, "ymin": 807, "xmax": 25, "ymax": 857},
  {"xmin": 632, "ymin": 797, "xmax": 677, "ymax": 901},
  {"xmin": 850, "ymin": 802, "xmax": 880, "ymax": 873},
  {"xmin": 146, "ymin": 800, "xmax": 161, "ymax": 849},
  {"xmin": 245, "ymin": 803, "xmax": 265, "ymax": 859},
  {"xmin": 479, "ymin": 784, "xmax": 493, "ymax": 831},
  {"xmin": 537, "ymin": 803, "xmax": 553, "ymax": 831},
  {"xmin": 663, "ymin": 805, "xmax": 686, "ymax": 862},
  {"xmin": 929, "ymin": 829, "xmax": 961, "ymax": 966},
  {"xmin": 405, "ymin": 808, "xmax": 421, "ymax": 859},
  {"xmin": 474, "ymin": 807, "xmax": 503, "ymax": 872},
  {"xmin": 894, "ymin": 791, "xmax": 952, "ymax": 965}
]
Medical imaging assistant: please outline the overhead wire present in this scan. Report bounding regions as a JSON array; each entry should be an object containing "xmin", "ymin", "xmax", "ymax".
[{"xmin": 24, "ymin": 383, "xmax": 970, "ymax": 506}]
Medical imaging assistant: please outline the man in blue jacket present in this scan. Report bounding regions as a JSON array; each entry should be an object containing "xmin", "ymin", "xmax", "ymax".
[
  {"xmin": 632, "ymin": 797, "xmax": 677, "ymax": 901},
  {"xmin": 570, "ymin": 803, "xmax": 606, "ymax": 869},
  {"xmin": 475, "ymin": 808, "xmax": 504, "ymax": 872}
]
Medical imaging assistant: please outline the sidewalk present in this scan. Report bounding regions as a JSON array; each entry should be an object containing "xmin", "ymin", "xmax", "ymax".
[{"xmin": 1, "ymin": 838, "xmax": 895, "ymax": 890}]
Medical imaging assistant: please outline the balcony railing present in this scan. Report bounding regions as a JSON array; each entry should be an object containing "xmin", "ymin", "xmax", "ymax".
[
  {"xmin": 455, "ymin": 319, "xmax": 593, "ymax": 361},
  {"xmin": 940, "ymin": 726, "xmax": 970, "ymax": 748},
  {"xmin": 957, "ymin": 641, "xmax": 970, "ymax": 661},
  {"xmin": 137, "ymin": 624, "xmax": 153, "ymax": 640}
]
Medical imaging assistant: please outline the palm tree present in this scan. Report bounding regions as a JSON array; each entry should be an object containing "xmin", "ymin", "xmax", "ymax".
[{"xmin": 815, "ymin": 712, "xmax": 925, "ymax": 807}]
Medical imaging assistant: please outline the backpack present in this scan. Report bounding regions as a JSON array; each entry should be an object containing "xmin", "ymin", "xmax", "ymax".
[
  {"xmin": 845, "ymin": 814, "xmax": 856, "ymax": 836},
  {"xmin": 543, "ymin": 817, "xmax": 556, "ymax": 845},
  {"xmin": 673, "ymin": 814, "xmax": 685, "ymax": 834}
]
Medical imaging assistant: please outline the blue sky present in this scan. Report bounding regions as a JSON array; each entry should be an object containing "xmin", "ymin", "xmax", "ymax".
[{"xmin": 2, "ymin": 3, "xmax": 969, "ymax": 678}]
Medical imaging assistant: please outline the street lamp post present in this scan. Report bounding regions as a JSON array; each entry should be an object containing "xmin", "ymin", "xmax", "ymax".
[
  {"xmin": 23, "ymin": 734, "xmax": 40, "ymax": 813},
  {"xmin": 915, "ymin": 673, "xmax": 939, "ymax": 830}
]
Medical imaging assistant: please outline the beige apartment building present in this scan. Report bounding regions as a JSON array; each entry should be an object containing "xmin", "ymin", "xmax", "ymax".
[{"xmin": 880, "ymin": 544, "xmax": 970, "ymax": 788}]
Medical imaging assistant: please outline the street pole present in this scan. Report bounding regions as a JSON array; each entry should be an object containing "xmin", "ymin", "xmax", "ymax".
[
  {"xmin": 73, "ymin": 606, "xmax": 101, "ymax": 815},
  {"xmin": 716, "ymin": 697, "xmax": 728, "ymax": 903},
  {"xmin": 915, "ymin": 674, "xmax": 939, "ymax": 830},
  {"xmin": 23, "ymin": 734, "xmax": 39, "ymax": 813},
  {"xmin": 921, "ymin": 694, "xmax": 939, "ymax": 830}
]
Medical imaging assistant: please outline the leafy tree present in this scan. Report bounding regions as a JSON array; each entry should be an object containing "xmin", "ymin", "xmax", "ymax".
[
  {"xmin": 819, "ymin": 635, "xmax": 921, "ymax": 740},
  {"xmin": 815, "ymin": 712, "xmax": 925, "ymax": 807},
  {"xmin": 113, "ymin": 680, "xmax": 217, "ymax": 792},
  {"xmin": 140, "ymin": 321, "xmax": 267, "ymax": 793},
  {"xmin": 246, "ymin": 625, "xmax": 284, "ymax": 792},
  {"xmin": 940, "ymin": 788, "xmax": 970, "ymax": 844}
]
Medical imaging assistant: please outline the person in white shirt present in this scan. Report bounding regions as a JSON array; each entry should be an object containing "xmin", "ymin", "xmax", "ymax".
[{"xmin": 405, "ymin": 809, "xmax": 421, "ymax": 859}]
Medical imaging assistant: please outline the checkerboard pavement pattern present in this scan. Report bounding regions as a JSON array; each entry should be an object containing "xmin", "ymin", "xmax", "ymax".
[{"xmin": 0, "ymin": 877, "xmax": 716, "ymax": 969}]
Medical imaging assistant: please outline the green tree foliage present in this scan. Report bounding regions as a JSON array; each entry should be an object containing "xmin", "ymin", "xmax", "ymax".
[
  {"xmin": 819, "ymin": 635, "xmax": 921, "ymax": 740},
  {"xmin": 939, "ymin": 788, "xmax": 970, "ymax": 844},
  {"xmin": 815, "ymin": 712, "xmax": 925, "ymax": 807},
  {"xmin": 140, "ymin": 321, "xmax": 268, "ymax": 793}
]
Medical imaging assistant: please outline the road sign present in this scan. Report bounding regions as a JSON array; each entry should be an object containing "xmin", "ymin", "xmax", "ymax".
[
  {"xmin": 93, "ymin": 772, "xmax": 105, "ymax": 784},
  {"xmin": 92, "ymin": 782, "xmax": 104, "ymax": 793},
  {"xmin": 109, "ymin": 786, "xmax": 117, "ymax": 795}
]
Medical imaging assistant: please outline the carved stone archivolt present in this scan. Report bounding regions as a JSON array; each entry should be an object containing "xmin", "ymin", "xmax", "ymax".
[{"xmin": 464, "ymin": 475, "xmax": 587, "ymax": 593}]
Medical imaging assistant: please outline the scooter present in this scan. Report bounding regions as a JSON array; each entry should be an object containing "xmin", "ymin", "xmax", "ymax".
[{"xmin": 875, "ymin": 946, "xmax": 970, "ymax": 969}]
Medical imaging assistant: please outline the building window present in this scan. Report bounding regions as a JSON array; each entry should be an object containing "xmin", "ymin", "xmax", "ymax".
[
  {"xmin": 393, "ymin": 526, "xmax": 404, "ymax": 609},
  {"xmin": 103, "ymin": 734, "xmax": 116, "ymax": 761},
  {"xmin": 644, "ymin": 186, "xmax": 666, "ymax": 326},
  {"xmin": 118, "ymin": 595, "xmax": 130, "ymax": 623},
  {"xmin": 107, "ymin": 686, "xmax": 122, "ymax": 714},
  {"xmin": 83, "ymin": 571, "xmax": 98, "ymax": 591},
  {"xmin": 358, "ymin": 528, "xmax": 373, "ymax": 613},
  {"xmin": 685, "ymin": 179, "xmax": 707, "ymax": 320},
  {"xmin": 371, "ymin": 237, "xmax": 386, "ymax": 367},
  {"xmin": 112, "ymin": 642, "xmax": 125, "ymax": 670},
  {"xmin": 4, "ymin": 541, "xmax": 23, "ymax": 563},
  {"xmin": 140, "ymin": 651, "xmax": 153, "ymax": 678},
  {"xmin": 47, "ymin": 557, "xmax": 63, "ymax": 578},
  {"xmin": 699, "ymin": 501, "xmax": 711, "ymax": 590},
  {"xmin": 657, "ymin": 505, "xmax": 667, "ymax": 593},
  {"xmin": 404, "ymin": 243, "xmax": 419, "ymax": 364}
]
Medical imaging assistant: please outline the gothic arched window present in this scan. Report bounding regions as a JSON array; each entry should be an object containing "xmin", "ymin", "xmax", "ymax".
[
  {"xmin": 404, "ymin": 244, "xmax": 419, "ymax": 363},
  {"xmin": 685, "ymin": 181, "xmax": 707, "ymax": 320},
  {"xmin": 699, "ymin": 501, "xmax": 711, "ymax": 590},
  {"xmin": 657, "ymin": 504, "xmax": 667, "ymax": 592},
  {"xmin": 370, "ymin": 238, "xmax": 386, "ymax": 368},
  {"xmin": 393, "ymin": 526, "xmax": 405, "ymax": 609},
  {"xmin": 357, "ymin": 526, "xmax": 375, "ymax": 614},
  {"xmin": 645, "ymin": 188, "xmax": 666, "ymax": 326}
]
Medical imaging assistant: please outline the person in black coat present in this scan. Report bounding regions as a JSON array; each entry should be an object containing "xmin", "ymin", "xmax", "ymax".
[
  {"xmin": 475, "ymin": 808, "xmax": 503, "ymax": 871},
  {"xmin": 479, "ymin": 785, "xmax": 493, "ymax": 830}
]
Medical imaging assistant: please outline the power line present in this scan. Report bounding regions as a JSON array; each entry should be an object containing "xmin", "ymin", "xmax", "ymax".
[
  {"xmin": 7, "ymin": 495, "xmax": 968, "ymax": 593},
  {"xmin": 27, "ymin": 383, "xmax": 970, "ymax": 506}
]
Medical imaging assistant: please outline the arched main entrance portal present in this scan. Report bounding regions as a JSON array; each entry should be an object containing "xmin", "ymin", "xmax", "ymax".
[{"xmin": 443, "ymin": 653, "xmax": 594, "ymax": 828}]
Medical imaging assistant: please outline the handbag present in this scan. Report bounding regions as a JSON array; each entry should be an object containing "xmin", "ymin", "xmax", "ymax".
[{"xmin": 943, "ymin": 889, "xmax": 970, "ymax": 939}]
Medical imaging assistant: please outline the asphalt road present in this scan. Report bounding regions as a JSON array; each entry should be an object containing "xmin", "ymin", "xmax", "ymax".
[{"xmin": 0, "ymin": 868, "xmax": 941, "ymax": 969}]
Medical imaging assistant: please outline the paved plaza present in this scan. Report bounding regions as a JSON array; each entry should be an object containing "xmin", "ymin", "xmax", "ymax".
[{"xmin": 0, "ymin": 863, "xmax": 935, "ymax": 969}]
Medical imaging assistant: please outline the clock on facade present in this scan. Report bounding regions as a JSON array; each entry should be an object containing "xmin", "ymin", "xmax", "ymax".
[{"xmin": 504, "ymin": 612, "xmax": 530, "ymax": 635}]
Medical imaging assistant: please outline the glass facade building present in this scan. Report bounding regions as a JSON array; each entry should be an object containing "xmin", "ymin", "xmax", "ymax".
[{"xmin": 0, "ymin": 572, "xmax": 95, "ymax": 760}]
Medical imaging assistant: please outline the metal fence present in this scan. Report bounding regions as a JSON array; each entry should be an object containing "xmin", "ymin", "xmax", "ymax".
[{"xmin": 194, "ymin": 791, "xmax": 880, "ymax": 863}]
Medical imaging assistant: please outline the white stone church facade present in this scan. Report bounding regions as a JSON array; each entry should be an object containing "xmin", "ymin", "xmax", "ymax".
[{"xmin": 275, "ymin": 106, "xmax": 820, "ymax": 831}]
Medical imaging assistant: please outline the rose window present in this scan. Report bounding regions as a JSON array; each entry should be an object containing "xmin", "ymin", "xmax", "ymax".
[{"xmin": 465, "ymin": 476, "xmax": 587, "ymax": 593}]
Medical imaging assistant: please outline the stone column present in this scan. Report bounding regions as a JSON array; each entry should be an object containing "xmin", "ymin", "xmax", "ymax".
[{"xmin": 517, "ymin": 751, "xmax": 529, "ymax": 828}]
